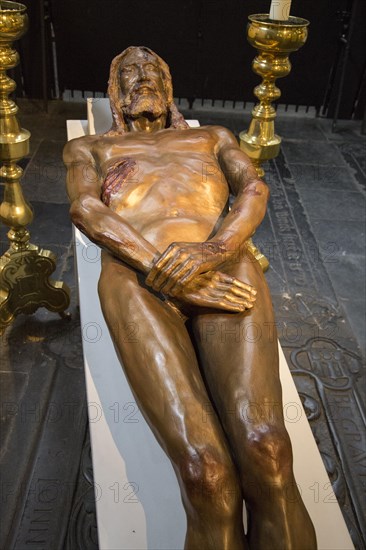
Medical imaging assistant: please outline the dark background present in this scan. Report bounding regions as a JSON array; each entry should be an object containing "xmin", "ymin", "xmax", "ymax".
[{"xmin": 17, "ymin": 0, "xmax": 366, "ymax": 118}]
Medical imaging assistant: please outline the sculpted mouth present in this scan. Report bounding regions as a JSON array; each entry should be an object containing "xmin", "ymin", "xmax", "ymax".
[{"xmin": 134, "ymin": 84, "xmax": 157, "ymax": 94}]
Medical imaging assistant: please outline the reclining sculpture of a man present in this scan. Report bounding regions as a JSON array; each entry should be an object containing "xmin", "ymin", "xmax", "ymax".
[{"xmin": 64, "ymin": 46, "xmax": 316, "ymax": 549}]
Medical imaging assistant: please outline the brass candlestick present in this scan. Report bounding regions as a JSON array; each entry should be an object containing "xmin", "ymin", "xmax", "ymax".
[
  {"xmin": 0, "ymin": 0, "xmax": 70, "ymax": 333},
  {"xmin": 241, "ymin": 14, "xmax": 309, "ymax": 271}
]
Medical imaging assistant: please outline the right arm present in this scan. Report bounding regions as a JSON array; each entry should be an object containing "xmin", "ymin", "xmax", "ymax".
[
  {"xmin": 64, "ymin": 138, "xmax": 159, "ymax": 274},
  {"xmin": 64, "ymin": 138, "xmax": 255, "ymax": 313}
]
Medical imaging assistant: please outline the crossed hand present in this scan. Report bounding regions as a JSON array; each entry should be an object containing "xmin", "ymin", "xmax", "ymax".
[{"xmin": 146, "ymin": 242, "xmax": 257, "ymax": 313}]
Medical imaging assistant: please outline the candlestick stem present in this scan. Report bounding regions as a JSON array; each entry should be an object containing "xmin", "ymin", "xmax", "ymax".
[
  {"xmin": 0, "ymin": 0, "xmax": 70, "ymax": 333},
  {"xmin": 240, "ymin": 15, "xmax": 309, "ymax": 271}
]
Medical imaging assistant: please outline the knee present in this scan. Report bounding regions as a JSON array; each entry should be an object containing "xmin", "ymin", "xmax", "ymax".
[
  {"xmin": 244, "ymin": 424, "xmax": 293, "ymax": 484},
  {"xmin": 178, "ymin": 448, "xmax": 240, "ymax": 517}
]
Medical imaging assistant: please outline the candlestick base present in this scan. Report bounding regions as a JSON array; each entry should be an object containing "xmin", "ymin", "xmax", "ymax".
[{"xmin": 0, "ymin": 243, "xmax": 71, "ymax": 334}]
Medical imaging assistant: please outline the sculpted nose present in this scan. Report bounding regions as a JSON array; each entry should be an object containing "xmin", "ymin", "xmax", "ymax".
[{"xmin": 138, "ymin": 65, "xmax": 148, "ymax": 80}]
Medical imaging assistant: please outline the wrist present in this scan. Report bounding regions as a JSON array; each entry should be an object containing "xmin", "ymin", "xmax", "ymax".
[{"xmin": 204, "ymin": 238, "xmax": 236, "ymax": 265}]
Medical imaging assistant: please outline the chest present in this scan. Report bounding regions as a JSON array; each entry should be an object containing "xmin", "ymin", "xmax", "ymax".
[
  {"xmin": 94, "ymin": 130, "xmax": 229, "ymax": 209},
  {"xmin": 94, "ymin": 129, "xmax": 217, "ymax": 171}
]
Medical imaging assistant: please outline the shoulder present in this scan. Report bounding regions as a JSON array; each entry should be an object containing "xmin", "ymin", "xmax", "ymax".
[
  {"xmin": 63, "ymin": 135, "xmax": 100, "ymax": 163},
  {"xmin": 202, "ymin": 125, "xmax": 239, "ymax": 149}
]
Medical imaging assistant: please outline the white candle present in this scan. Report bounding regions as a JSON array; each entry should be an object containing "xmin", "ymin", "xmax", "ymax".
[{"xmin": 269, "ymin": 0, "xmax": 291, "ymax": 20}]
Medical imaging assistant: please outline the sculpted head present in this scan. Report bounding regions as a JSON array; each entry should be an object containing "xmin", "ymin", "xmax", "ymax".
[{"xmin": 107, "ymin": 46, "xmax": 187, "ymax": 134}]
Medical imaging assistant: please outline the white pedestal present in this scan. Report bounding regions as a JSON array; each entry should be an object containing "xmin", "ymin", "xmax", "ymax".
[{"xmin": 66, "ymin": 102, "xmax": 354, "ymax": 550}]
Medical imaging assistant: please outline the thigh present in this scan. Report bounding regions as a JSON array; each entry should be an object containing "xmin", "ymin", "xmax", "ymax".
[
  {"xmin": 98, "ymin": 252, "xmax": 234, "ymax": 465},
  {"xmin": 191, "ymin": 251, "xmax": 285, "ymax": 441}
]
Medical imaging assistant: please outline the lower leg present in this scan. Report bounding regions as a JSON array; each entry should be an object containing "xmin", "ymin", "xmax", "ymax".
[
  {"xmin": 98, "ymin": 258, "xmax": 247, "ymax": 549},
  {"xmin": 177, "ymin": 449, "xmax": 247, "ymax": 550},
  {"xmin": 238, "ymin": 428, "xmax": 316, "ymax": 550},
  {"xmin": 191, "ymin": 255, "xmax": 316, "ymax": 549}
]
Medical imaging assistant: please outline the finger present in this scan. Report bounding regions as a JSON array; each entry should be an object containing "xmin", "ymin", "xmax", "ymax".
[
  {"xmin": 204, "ymin": 271, "xmax": 256, "ymax": 294},
  {"xmin": 152, "ymin": 258, "xmax": 185, "ymax": 292},
  {"xmin": 207, "ymin": 281, "xmax": 255, "ymax": 303},
  {"xmin": 178, "ymin": 264, "xmax": 199, "ymax": 285},
  {"xmin": 169, "ymin": 265, "xmax": 205, "ymax": 294},
  {"xmin": 218, "ymin": 300, "xmax": 248, "ymax": 313},
  {"xmin": 224, "ymin": 292, "xmax": 254, "ymax": 309},
  {"xmin": 145, "ymin": 245, "xmax": 179, "ymax": 286},
  {"xmin": 203, "ymin": 273, "xmax": 257, "ymax": 300},
  {"xmin": 145, "ymin": 255, "xmax": 173, "ymax": 287},
  {"xmin": 228, "ymin": 285, "xmax": 257, "ymax": 302},
  {"xmin": 206, "ymin": 288, "xmax": 253, "ymax": 310},
  {"xmin": 226, "ymin": 276, "xmax": 257, "ymax": 295},
  {"xmin": 160, "ymin": 259, "xmax": 193, "ymax": 293},
  {"xmin": 218, "ymin": 304, "xmax": 245, "ymax": 313},
  {"xmin": 218, "ymin": 274, "xmax": 256, "ymax": 295},
  {"xmin": 187, "ymin": 293, "xmax": 244, "ymax": 313},
  {"xmin": 201, "ymin": 293, "xmax": 245, "ymax": 313}
]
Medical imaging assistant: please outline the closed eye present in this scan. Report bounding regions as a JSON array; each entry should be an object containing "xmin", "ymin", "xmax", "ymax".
[{"xmin": 145, "ymin": 63, "xmax": 158, "ymax": 71}]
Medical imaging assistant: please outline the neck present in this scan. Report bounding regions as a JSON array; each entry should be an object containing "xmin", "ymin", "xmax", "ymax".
[{"xmin": 126, "ymin": 113, "xmax": 167, "ymax": 133}]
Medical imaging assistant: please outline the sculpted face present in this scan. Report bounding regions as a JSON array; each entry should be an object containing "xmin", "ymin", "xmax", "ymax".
[{"xmin": 118, "ymin": 49, "xmax": 168, "ymax": 120}]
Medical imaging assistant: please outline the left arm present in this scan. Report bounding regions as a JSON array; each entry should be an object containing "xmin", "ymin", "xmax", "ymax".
[
  {"xmin": 146, "ymin": 127, "xmax": 269, "ymax": 292},
  {"xmin": 207, "ymin": 126, "xmax": 269, "ymax": 252}
]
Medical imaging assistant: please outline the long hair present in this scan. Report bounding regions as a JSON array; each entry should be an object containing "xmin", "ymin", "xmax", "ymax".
[{"xmin": 106, "ymin": 46, "xmax": 188, "ymax": 135}]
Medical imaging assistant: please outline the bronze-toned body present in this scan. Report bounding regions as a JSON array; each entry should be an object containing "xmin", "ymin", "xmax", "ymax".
[{"xmin": 64, "ymin": 47, "xmax": 316, "ymax": 549}]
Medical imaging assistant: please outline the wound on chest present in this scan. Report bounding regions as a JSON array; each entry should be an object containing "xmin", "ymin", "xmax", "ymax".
[{"xmin": 101, "ymin": 158, "xmax": 137, "ymax": 206}]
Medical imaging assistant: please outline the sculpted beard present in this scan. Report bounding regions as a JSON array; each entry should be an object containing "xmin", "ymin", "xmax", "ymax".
[{"xmin": 120, "ymin": 88, "xmax": 167, "ymax": 119}]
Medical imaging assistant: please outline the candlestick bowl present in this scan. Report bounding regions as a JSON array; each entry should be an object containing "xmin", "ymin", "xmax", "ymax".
[{"xmin": 240, "ymin": 14, "xmax": 309, "ymax": 174}]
